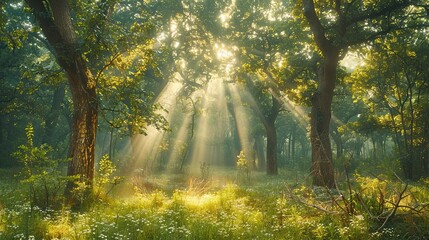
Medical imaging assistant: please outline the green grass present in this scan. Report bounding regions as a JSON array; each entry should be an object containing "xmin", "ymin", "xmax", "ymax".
[{"xmin": 1, "ymin": 168, "xmax": 428, "ymax": 239}]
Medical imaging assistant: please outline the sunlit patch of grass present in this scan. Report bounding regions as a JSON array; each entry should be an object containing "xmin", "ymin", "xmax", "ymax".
[
  {"xmin": 181, "ymin": 192, "xmax": 220, "ymax": 211},
  {"xmin": 46, "ymin": 211, "xmax": 73, "ymax": 239}
]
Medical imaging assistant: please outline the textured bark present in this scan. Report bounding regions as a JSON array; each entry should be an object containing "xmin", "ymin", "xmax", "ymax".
[
  {"xmin": 311, "ymin": 51, "xmax": 339, "ymax": 187},
  {"xmin": 26, "ymin": 0, "xmax": 98, "ymax": 192}
]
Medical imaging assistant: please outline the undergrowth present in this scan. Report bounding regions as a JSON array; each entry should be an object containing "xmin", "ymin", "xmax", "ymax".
[
  {"xmin": 1, "ymin": 167, "xmax": 429, "ymax": 239},
  {"xmin": 0, "ymin": 133, "xmax": 428, "ymax": 240}
]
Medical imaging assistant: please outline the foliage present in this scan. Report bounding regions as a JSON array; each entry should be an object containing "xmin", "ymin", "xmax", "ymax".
[
  {"xmin": 236, "ymin": 151, "xmax": 251, "ymax": 184},
  {"xmin": 71, "ymin": 155, "xmax": 123, "ymax": 208},
  {"xmin": 12, "ymin": 124, "xmax": 71, "ymax": 209},
  {"xmin": 347, "ymin": 31, "xmax": 429, "ymax": 179},
  {"xmin": 94, "ymin": 155, "xmax": 122, "ymax": 199},
  {"xmin": 1, "ymin": 0, "xmax": 429, "ymax": 238},
  {"xmin": 1, "ymin": 170, "xmax": 429, "ymax": 239}
]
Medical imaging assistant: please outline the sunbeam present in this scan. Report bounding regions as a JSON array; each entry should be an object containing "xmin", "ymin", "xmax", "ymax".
[
  {"xmin": 188, "ymin": 76, "xmax": 232, "ymax": 175},
  {"xmin": 227, "ymin": 83, "xmax": 255, "ymax": 166},
  {"xmin": 125, "ymin": 80, "xmax": 184, "ymax": 175},
  {"xmin": 165, "ymin": 105, "xmax": 194, "ymax": 172}
]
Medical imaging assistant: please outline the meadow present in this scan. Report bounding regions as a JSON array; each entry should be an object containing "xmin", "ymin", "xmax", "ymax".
[{"xmin": 1, "ymin": 164, "xmax": 429, "ymax": 240}]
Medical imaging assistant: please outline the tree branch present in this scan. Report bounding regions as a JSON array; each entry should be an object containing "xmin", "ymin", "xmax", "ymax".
[
  {"xmin": 302, "ymin": 0, "xmax": 335, "ymax": 55},
  {"xmin": 346, "ymin": 0, "xmax": 411, "ymax": 27}
]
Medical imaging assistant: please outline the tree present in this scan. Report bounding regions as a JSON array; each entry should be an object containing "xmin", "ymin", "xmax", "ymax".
[
  {"xmin": 229, "ymin": 0, "xmax": 305, "ymax": 175},
  {"xmin": 25, "ymin": 0, "xmax": 97, "ymax": 194},
  {"xmin": 301, "ymin": 0, "xmax": 427, "ymax": 187},
  {"xmin": 348, "ymin": 31, "xmax": 429, "ymax": 179},
  {"xmin": 1, "ymin": 1, "xmax": 70, "ymax": 166},
  {"xmin": 240, "ymin": 74, "xmax": 281, "ymax": 174}
]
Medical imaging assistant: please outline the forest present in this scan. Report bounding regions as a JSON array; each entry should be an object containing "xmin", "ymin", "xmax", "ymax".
[{"xmin": 0, "ymin": 0, "xmax": 428, "ymax": 239}]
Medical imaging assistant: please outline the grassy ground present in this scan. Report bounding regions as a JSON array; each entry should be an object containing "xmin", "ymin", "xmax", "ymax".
[{"xmin": 1, "ymin": 167, "xmax": 429, "ymax": 239}]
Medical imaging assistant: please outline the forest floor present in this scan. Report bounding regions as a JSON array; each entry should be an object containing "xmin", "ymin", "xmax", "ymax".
[{"xmin": 0, "ymin": 167, "xmax": 429, "ymax": 239}]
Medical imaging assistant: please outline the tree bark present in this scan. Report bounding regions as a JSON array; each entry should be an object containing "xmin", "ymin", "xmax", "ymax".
[
  {"xmin": 303, "ymin": 0, "xmax": 339, "ymax": 187},
  {"xmin": 26, "ymin": 0, "xmax": 98, "ymax": 193},
  {"xmin": 309, "ymin": 55, "xmax": 338, "ymax": 188}
]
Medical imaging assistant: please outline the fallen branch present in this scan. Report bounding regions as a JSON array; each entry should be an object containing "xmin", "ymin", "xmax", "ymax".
[
  {"xmin": 377, "ymin": 183, "xmax": 408, "ymax": 231},
  {"xmin": 292, "ymin": 195, "xmax": 341, "ymax": 215}
]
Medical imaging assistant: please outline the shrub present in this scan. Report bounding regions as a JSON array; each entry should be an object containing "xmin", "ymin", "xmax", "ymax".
[
  {"xmin": 13, "ymin": 124, "xmax": 71, "ymax": 209},
  {"xmin": 94, "ymin": 155, "xmax": 122, "ymax": 199},
  {"xmin": 236, "ymin": 151, "xmax": 251, "ymax": 184}
]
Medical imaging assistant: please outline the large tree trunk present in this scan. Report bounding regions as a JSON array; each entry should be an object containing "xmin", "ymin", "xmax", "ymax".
[
  {"xmin": 302, "ymin": 0, "xmax": 416, "ymax": 186},
  {"xmin": 67, "ymin": 73, "xmax": 98, "ymax": 184},
  {"xmin": 310, "ymin": 55, "xmax": 337, "ymax": 188},
  {"xmin": 26, "ymin": 0, "xmax": 98, "ymax": 194},
  {"xmin": 303, "ymin": 0, "xmax": 339, "ymax": 187}
]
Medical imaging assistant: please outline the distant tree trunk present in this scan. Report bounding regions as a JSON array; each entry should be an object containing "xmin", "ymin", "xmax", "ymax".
[
  {"xmin": 180, "ymin": 105, "xmax": 197, "ymax": 171},
  {"xmin": 242, "ymin": 73, "xmax": 281, "ymax": 175},
  {"xmin": 225, "ymin": 87, "xmax": 242, "ymax": 165},
  {"xmin": 331, "ymin": 128, "xmax": 343, "ymax": 160},
  {"xmin": 264, "ymin": 96, "xmax": 280, "ymax": 175},
  {"xmin": 291, "ymin": 127, "xmax": 296, "ymax": 161},
  {"xmin": 371, "ymin": 136, "xmax": 377, "ymax": 160},
  {"xmin": 423, "ymin": 146, "xmax": 429, "ymax": 177},
  {"xmin": 335, "ymin": 136, "xmax": 343, "ymax": 159},
  {"xmin": 26, "ymin": 0, "xmax": 98, "ymax": 196},
  {"xmin": 0, "ymin": 114, "xmax": 3, "ymax": 146},
  {"xmin": 422, "ymin": 107, "xmax": 429, "ymax": 177},
  {"xmin": 266, "ymin": 123, "xmax": 277, "ymax": 174},
  {"xmin": 254, "ymin": 135, "xmax": 265, "ymax": 170},
  {"xmin": 43, "ymin": 84, "xmax": 66, "ymax": 146},
  {"xmin": 287, "ymin": 133, "xmax": 292, "ymax": 162}
]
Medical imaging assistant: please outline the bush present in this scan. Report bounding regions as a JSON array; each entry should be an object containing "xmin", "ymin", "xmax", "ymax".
[
  {"xmin": 236, "ymin": 151, "xmax": 251, "ymax": 184},
  {"xmin": 94, "ymin": 155, "xmax": 122, "ymax": 199},
  {"xmin": 12, "ymin": 124, "xmax": 71, "ymax": 209}
]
